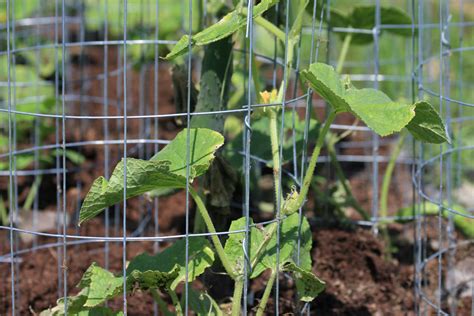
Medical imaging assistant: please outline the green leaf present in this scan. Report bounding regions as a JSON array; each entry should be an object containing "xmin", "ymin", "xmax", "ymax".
[
  {"xmin": 406, "ymin": 101, "xmax": 449, "ymax": 144},
  {"xmin": 79, "ymin": 159, "xmax": 186, "ymax": 224},
  {"xmin": 79, "ymin": 128, "xmax": 224, "ymax": 224},
  {"xmin": 343, "ymin": 88, "xmax": 415, "ymax": 136},
  {"xmin": 350, "ymin": 5, "xmax": 413, "ymax": 45},
  {"xmin": 262, "ymin": 213, "xmax": 313, "ymax": 271},
  {"xmin": 224, "ymin": 217, "xmax": 265, "ymax": 278},
  {"xmin": 301, "ymin": 63, "xmax": 417, "ymax": 137},
  {"xmin": 283, "ymin": 262, "xmax": 325, "ymax": 302},
  {"xmin": 300, "ymin": 63, "xmax": 350, "ymax": 113},
  {"xmin": 151, "ymin": 128, "xmax": 225, "ymax": 178},
  {"xmin": 185, "ymin": 288, "xmax": 223, "ymax": 316},
  {"xmin": 126, "ymin": 237, "xmax": 215, "ymax": 290},
  {"xmin": 77, "ymin": 263, "xmax": 123, "ymax": 307},
  {"xmin": 165, "ymin": 0, "xmax": 278, "ymax": 59}
]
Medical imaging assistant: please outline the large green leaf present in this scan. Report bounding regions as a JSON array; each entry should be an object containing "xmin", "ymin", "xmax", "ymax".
[
  {"xmin": 165, "ymin": 0, "xmax": 278, "ymax": 59},
  {"xmin": 301, "ymin": 63, "xmax": 447, "ymax": 140},
  {"xmin": 78, "ymin": 159, "xmax": 186, "ymax": 224},
  {"xmin": 343, "ymin": 88, "xmax": 415, "ymax": 136},
  {"xmin": 126, "ymin": 237, "xmax": 214, "ymax": 290},
  {"xmin": 406, "ymin": 101, "xmax": 449, "ymax": 144},
  {"xmin": 224, "ymin": 217, "xmax": 265, "ymax": 278},
  {"xmin": 283, "ymin": 262, "xmax": 325, "ymax": 302},
  {"xmin": 151, "ymin": 128, "xmax": 224, "ymax": 178},
  {"xmin": 262, "ymin": 213, "xmax": 312, "ymax": 271},
  {"xmin": 79, "ymin": 128, "xmax": 223, "ymax": 224}
]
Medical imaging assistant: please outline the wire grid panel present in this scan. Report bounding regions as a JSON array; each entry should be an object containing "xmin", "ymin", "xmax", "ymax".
[
  {"xmin": 414, "ymin": 0, "xmax": 474, "ymax": 315},
  {"xmin": 0, "ymin": 0, "xmax": 465, "ymax": 315}
]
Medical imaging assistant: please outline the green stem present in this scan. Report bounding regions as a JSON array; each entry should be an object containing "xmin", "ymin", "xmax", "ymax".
[
  {"xmin": 254, "ymin": 16, "xmax": 286, "ymax": 44},
  {"xmin": 23, "ymin": 174, "xmax": 42, "ymax": 211},
  {"xmin": 251, "ymin": 53, "xmax": 262, "ymax": 99},
  {"xmin": 380, "ymin": 132, "xmax": 407, "ymax": 222},
  {"xmin": 188, "ymin": 186, "xmax": 237, "ymax": 280},
  {"xmin": 151, "ymin": 289, "xmax": 173, "ymax": 316},
  {"xmin": 327, "ymin": 140, "xmax": 370, "ymax": 220},
  {"xmin": 336, "ymin": 33, "xmax": 352, "ymax": 74},
  {"xmin": 166, "ymin": 287, "xmax": 183, "ymax": 316},
  {"xmin": 269, "ymin": 110, "xmax": 282, "ymax": 203},
  {"xmin": 231, "ymin": 279, "xmax": 244, "ymax": 316},
  {"xmin": 256, "ymin": 270, "xmax": 276, "ymax": 316},
  {"xmin": 296, "ymin": 111, "xmax": 337, "ymax": 209}
]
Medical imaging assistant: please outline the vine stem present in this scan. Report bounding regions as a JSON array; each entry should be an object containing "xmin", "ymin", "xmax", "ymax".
[
  {"xmin": 166, "ymin": 287, "xmax": 183, "ymax": 316},
  {"xmin": 188, "ymin": 186, "xmax": 237, "ymax": 280},
  {"xmin": 335, "ymin": 33, "xmax": 352, "ymax": 74},
  {"xmin": 254, "ymin": 16, "xmax": 286, "ymax": 44},
  {"xmin": 380, "ymin": 131, "xmax": 407, "ymax": 222},
  {"xmin": 296, "ymin": 111, "xmax": 337, "ymax": 209},
  {"xmin": 256, "ymin": 270, "xmax": 276, "ymax": 316},
  {"xmin": 269, "ymin": 110, "xmax": 282, "ymax": 203},
  {"xmin": 231, "ymin": 278, "xmax": 244, "ymax": 316},
  {"xmin": 327, "ymin": 139, "xmax": 370, "ymax": 220}
]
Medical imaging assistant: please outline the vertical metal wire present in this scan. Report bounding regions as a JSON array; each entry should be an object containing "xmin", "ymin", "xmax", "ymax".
[
  {"xmin": 61, "ymin": 0, "xmax": 69, "ymax": 310},
  {"xmin": 103, "ymin": 0, "xmax": 111, "ymax": 272},
  {"xmin": 6, "ymin": 0, "xmax": 16, "ymax": 313},
  {"xmin": 122, "ymin": 0, "xmax": 129, "ymax": 313},
  {"xmin": 184, "ymin": 0, "xmax": 194, "ymax": 313},
  {"xmin": 243, "ymin": 0, "xmax": 254, "ymax": 314},
  {"xmin": 371, "ymin": 0, "xmax": 381, "ymax": 234}
]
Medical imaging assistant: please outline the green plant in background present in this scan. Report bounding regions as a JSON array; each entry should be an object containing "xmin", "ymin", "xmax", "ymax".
[
  {"xmin": 0, "ymin": 52, "xmax": 83, "ymax": 225},
  {"xmin": 41, "ymin": 0, "xmax": 449, "ymax": 314}
]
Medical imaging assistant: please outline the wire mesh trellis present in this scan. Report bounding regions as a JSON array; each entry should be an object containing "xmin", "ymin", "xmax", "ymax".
[{"xmin": 0, "ymin": 0, "xmax": 472, "ymax": 315}]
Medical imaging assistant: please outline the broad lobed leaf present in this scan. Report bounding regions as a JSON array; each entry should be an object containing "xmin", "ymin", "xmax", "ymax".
[
  {"xmin": 302, "ymin": 63, "xmax": 448, "ymax": 141},
  {"xmin": 79, "ymin": 128, "xmax": 223, "ymax": 224},
  {"xmin": 41, "ymin": 237, "xmax": 214, "ymax": 315},
  {"xmin": 79, "ymin": 159, "xmax": 186, "ymax": 224},
  {"xmin": 165, "ymin": 0, "xmax": 278, "ymax": 59},
  {"xmin": 151, "ymin": 128, "xmax": 225, "ymax": 178}
]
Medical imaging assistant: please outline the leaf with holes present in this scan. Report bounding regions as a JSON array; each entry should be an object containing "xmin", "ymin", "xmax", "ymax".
[
  {"xmin": 283, "ymin": 262, "xmax": 325, "ymax": 302},
  {"xmin": 126, "ymin": 237, "xmax": 214, "ymax": 290},
  {"xmin": 224, "ymin": 217, "xmax": 265, "ymax": 278}
]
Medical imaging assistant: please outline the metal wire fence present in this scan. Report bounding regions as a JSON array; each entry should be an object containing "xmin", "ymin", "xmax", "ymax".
[{"xmin": 0, "ymin": 0, "xmax": 472, "ymax": 315}]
